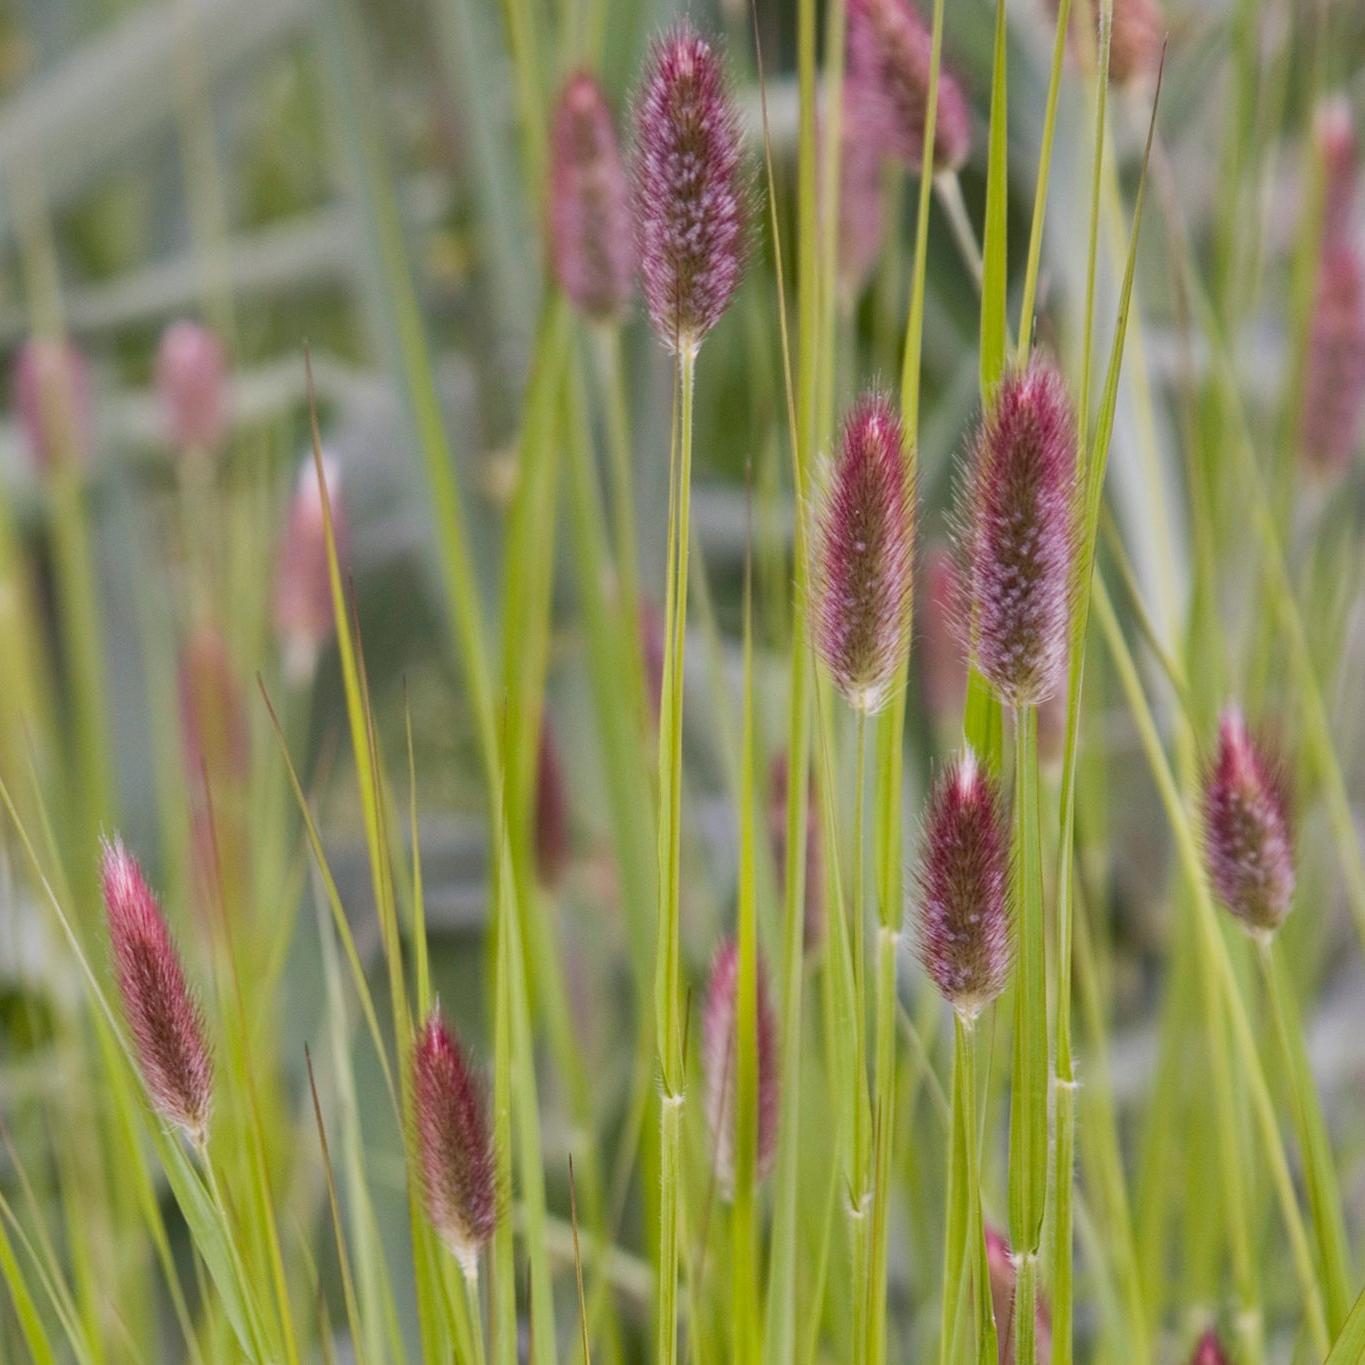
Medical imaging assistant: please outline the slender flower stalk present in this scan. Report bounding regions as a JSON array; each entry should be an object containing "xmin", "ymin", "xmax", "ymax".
[
  {"xmin": 101, "ymin": 839, "xmax": 214, "ymax": 1147},
  {"xmin": 632, "ymin": 25, "xmax": 746, "ymax": 1362},
  {"xmin": 768, "ymin": 755, "xmax": 824, "ymax": 952},
  {"xmin": 915, "ymin": 752, "xmax": 1009, "ymax": 1362},
  {"xmin": 412, "ymin": 1008, "xmax": 497, "ymax": 1283},
  {"xmin": 1053, "ymin": 0, "xmax": 1164, "ymax": 86},
  {"xmin": 156, "ymin": 320, "xmax": 230, "ymax": 456},
  {"xmin": 986, "ymin": 1226, "xmax": 1053, "ymax": 1364}
]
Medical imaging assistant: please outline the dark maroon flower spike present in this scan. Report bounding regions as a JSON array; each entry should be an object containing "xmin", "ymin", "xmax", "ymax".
[
  {"xmin": 957, "ymin": 356, "xmax": 1076, "ymax": 709},
  {"xmin": 13, "ymin": 337, "xmax": 92, "ymax": 472},
  {"xmin": 549, "ymin": 72, "xmax": 635, "ymax": 323},
  {"xmin": 913, "ymin": 750, "xmax": 1011, "ymax": 1020},
  {"xmin": 1201, "ymin": 707, "xmax": 1295, "ymax": 939},
  {"xmin": 101, "ymin": 839, "xmax": 213, "ymax": 1146},
  {"xmin": 534, "ymin": 714, "xmax": 570, "ymax": 891},
  {"xmin": 812, "ymin": 392, "xmax": 916, "ymax": 714},
  {"xmin": 157, "ymin": 320, "xmax": 230, "ymax": 455},
  {"xmin": 701, "ymin": 938, "xmax": 779, "ymax": 1199},
  {"xmin": 274, "ymin": 455, "xmax": 347, "ymax": 684},
  {"xmin": 632, "ymin": 22, "xmax": 747, "ymax": 354},
  {"xmin": 1302, "ymin": 241, "xmax": 1365, "ymax": 478},
  {"xmin": 413, "ymin": 1008, "xmax": 497, "ymax": 1280},
  {"xmin": 986, "ymin": 1226, "xmax": 1053, "ymax": 1365},
  {"xmin": 768, "ymin": 755, "xmax": 824, "ymax": 953},
  {"xmin": 845, "ymin": 0, "xmax": 971, "ymax": 175},
  {"xmin": 1189, "ymin": 1330, "xmax": 1229, "ymax": 1365}
]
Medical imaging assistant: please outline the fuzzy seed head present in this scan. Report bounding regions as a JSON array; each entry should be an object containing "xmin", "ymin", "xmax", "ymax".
[
  {"xmin": 1202, "ymin": 708, "xmax": 1295, "ymax": 937},
  {"xmin": 914, "ymin": 750, "xmax": 1011, "ymax": 1017},
  {"xmin": 549, "ymin": 73, "xmax": 635, "ymax": 321},
  {"xmin": 101, "ymin": 839, "xmax": 213, "ymax": 1144},
  {"xmin": 768, "ymin": 755, "xmax": 824, "ymax": 952},
  {"xmin": 1189, "ymin": 1331, "xmax": 1230, "ymax": 1365},
  {"xmin": 845, "ymin": 0, "xmax": 971, "ymax": 174},
  {"xmin": 534, "ymin": 714, "xmax": 570, "ymax": 890},
  {"xmin": 813, "ymin": 392, "xmax": 916, "ymax": 713},
  {"xmin": 835, "ymin": 99, "xmax": 887, "ymax": 307},
  {"xmin": 958, "ymin": 357, "xmax": 1076, "ymax": 708},
  {"xmin": 702, "ymin": 938, "xmax": 779, "ymax": 1199},
  {"xmin": 413, "ymin": 1009, "xmax": 497, "ymax": 1277},
  {"xmin": 13, "ymin": 337, "xmax": 92, "ymax": 471},
  {"xmin": 1303, "ymin": 240, "xmax": 1365, "ymax": 478},
  {"xmin": 156, "ymin": 320, "xmax": 230, "ymax": 454},
  {"xmin": 632, "ymin": 23, "xmax": 747, "ymax": 352},
  {"xmin": 274, "ymin": 455, "xmax": 346, "ymax": 683}
]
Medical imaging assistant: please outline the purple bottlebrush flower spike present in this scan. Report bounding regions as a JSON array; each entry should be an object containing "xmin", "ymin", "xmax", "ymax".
[
  {"xmin": 1189, "ymin": 1330, "xmax": 1229, "ymax": 1365},
  {"xmin": 101, "ymin": 839, "xmax": 213, "ymax": 1145},
  {"xmin": 768, "ymin": 755, "xmax": 824, "ymax": 952},
  {"xmin": 920, "ymin": 545, "xmax": 968, "ymax": 725},
  {"xmin": 845, "ymin": 0, "xmax": 971, "ymax": 175},
  {"xmin": 413, "ymin": 1008, "xmax": 497, "ymax": 1279},
  {"xmin": 13, "ymin": 337, "xmax": 92, "ymax": 471},
  {"xmin": 1316, "ymin": 96, "xmax": 1358, "ymax": 245},
  {"xmin": 914, "ymin": 749, "xmax": 1011, "ymax": 1019},
  {"xmin": 549, "ymin": 72, "xmax": 635, "ymax": 322},
  {"xmin": 632, "ymin": 23, "xmax": 747, "ymax": 353},
  {"xmin": 986, "ymin": 1225, "xmax": 1053, "ymax": 1365},
  {"xmin": 957, "ymin": 356, "xmax": 1076, "ymax": 708},
  {"xmin": 702, "ymin": 938, "xmax": 779, "ymax": 1199},
  {"xmin": 834, "ymin": 96, "xmax": 887, "ymax": 308},
  {"xmin": 1201, "ymin": 707, "xmax": 1295, "ymax": 938},
  {"xmin": 274, "ymin": 455, "xmax": 347, "ymax": 683},
  {"xmin": 534, "ymin": 714, "xmax": 570, "ymax": 890},
  {"xmin": 1302, "ymin": 241, "xmax": 1365, "ymax": 478},
  {"xmin": 156, "ymin": 320, "xmax": 230, "ymax": 454},
  {"xmin": 812, "ymin": 392, "xmax": 916, "ymax": 714}
]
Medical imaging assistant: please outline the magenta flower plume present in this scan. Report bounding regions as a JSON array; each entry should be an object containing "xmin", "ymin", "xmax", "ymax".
[
  {"xmin": 274, "ymin": 455, "xmax": 346, "ymax": 683},
  {"xmin": 768, "ymin": 755, "xmax": 824, "ymax": 952},
  {"xmin": 1202, "ymin": 707, "xmax": 1295, "ymax": 938},
  {"xmin": 632, "ymin": 23, "xmax": 747, "ymax": 353},
  {"xmin": 986, "ymin": 1225, "xmax": 1053, "ymax": 1365},
  {"xmin": 920, "ymin": 546, "xmax": 968, "ymax": 724},
  {"xmin": 813, "ymin": 392, "xmax": 915, "ymax": 714},
  {"xmin": 1189, "ymin": 1331, "xmax": 1229, "ymax": 1365},
  {"xmin": 958, "ymin": 357, "xmax": 1076, "ymax": 708},
  {"xmin": 156, "ymin": 320, "xmax": 230, "ymax": 454},
  {"xmin": 1302, "ymin": 241, "xmax": 1365, "ymax": 477},
  {"xmin": 845, "ymin": 0, "xmax": 971, "ymax": 174},
  {"xmin": 13, "ymin": 337, "xmax": 92, "ymax": 471},
  {"xmin": 1316, "ymin": 96, "xmax": 1358, "ymax": 244},
  {"xmin": 413, "ymin": 1008, "xmax": 497, "ymax": 1278},
  {"xmin": 534, "ymin": 714, "xmax": 570, "ymax": 890},
  {"xmin": 914, "ymin": 750, "xmax": 1011, "ymax": 1019},
  {"xmin": 701, "ymin": 938, "xmax": 779, "ymax": 1199},
  {"xmin": 549, "ymin": 72, "xmax": 635, "ymax": 322},
  {"xmin": 101, "ymin": 839, "xmax": 213, "ymax": 1145},
  {"xmin": 835, "ymin": 100, "xmax": 887, "ymax": 307}
]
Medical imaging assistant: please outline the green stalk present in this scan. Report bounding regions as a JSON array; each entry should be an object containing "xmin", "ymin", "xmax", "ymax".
[
  {"xmin": 1008, "ymin": 705, "xmax": 1047, "ymax": 1365},
  {"xmin": 1256, "ymin": 935, "xmax": 1353, "ymax": 1332},
  {"xmin": 654, "ymin": 347, "xmax": 697, "ymax": 1365},
  {"xmin": 848, "ymin": 708, "xmax": 870, "ymax": 1362},
  {"xmin": 960, "ymin": 1016, "xmax": 996, "ymax": 1363}
]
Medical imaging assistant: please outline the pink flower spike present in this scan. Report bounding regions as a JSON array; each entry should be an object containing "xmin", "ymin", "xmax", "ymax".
[
  {"xmin": 1302, "ymin": 241, "xmax": 1365, "ymax": 479},
  {"xmin": 1316, "ymin": 96, "xmax": 1358, "ymax": 245},
  {"xmin": 413, "ymin": 1009, "xmax": 497, "ymax": 1279},
  {"xmin": 1189, "ymin": 1330, "xmax": 1229, "ymax": 1365},
  {"xmin": 274, "ymin": 454, "xmax": 347, "ymax": 683},
  {"xmin": 13, "ymin": 337, "xmax": 92, "ymax": 472},
  {"xmin": 835, "ymin": 97, "xmax": 887, "ymax": 307},
  {"xmin": 156, "ymin": 320, "xmax": 230, "ymax": 454},
  {"xmin": 845, "ymin": 0, "xmax": 971, "ymax": 174},
  {"xmin": 920, "ymin": 545, "xmax": 968, "ymax": 725},
  {"xmin": 958, "ymin": 356, "xmax": 1076, "ymax": 708},
  {"xmin": 549, "ymin": 72, "xmax": 635, "ymax": 322},
  {"xmin": 701, "ymin": 938, "xmax": 779, "ymax": 1200},
  {"xmin": 632, "ymin": 23, "xmax": 747, "ymax": 353},
  {"xmin": 101, "ymin": 839, "xmax": 213, "ymax": 1145},
  {"xmin": 813, "ymin": 392, "xmax": 916, "ymax": 714},
  {"xmin": 1202, "ymin": 707, "xmax": 1295, "ymax": 938},
  {"xmin": 534, "ymin": 714, "xmax": 570, "ymax": 891},
  {"xmin": 914, "ymin": 749, "xmax": 1011, "ymax": 1018}
]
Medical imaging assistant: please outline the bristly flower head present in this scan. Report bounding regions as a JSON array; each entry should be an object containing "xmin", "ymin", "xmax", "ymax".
[
  {"xmin": 913, "ymin": 749, "xmax": 1011, "ymax": 1019},
  {"xmin": 13, "ymin": 337, "xmax": 92, "ymax": 471},
  {"xmin": 835, "ymin": 97, "xmax": 887, "ymax": 308},
  {"xmin": 156, "ymin": 320, "xmax": 230, "ymax": 454},
  {"xmin": 101, "ymin": 839, "xmax": 213, "ymax": 1145},
  {"xmin": 534, "ymin": 713, "xmax": 570, "ymax": 890},
  {"xmin": 1189, "ymin": 1330, "xmax": 1229, "ymax": 1365},
  {"xmin": 1202, "ymin": 707, "xmax": 1295, "ymax": 938},
  {"xmin": 1302, "ymin": 241, "xmax": 1365, "ymax": 478},
  {"xmin": 957, "ymin": 356, "xmax": 1076, "ymax": 708},
  {"xmin": 813, "ymin": 392, "xmax": 915, "ymax": 714},
  {"xmin": 845, "ymin": 0, "xmax": 971, "ymax": 174},
  {"xmin": 702, "ymin": 938, "xmax": 779, "ymax": 1199},
  {"xmin": 986, "ymin": 1225, "xmax": 1053, "ymax": 1364},
  {"xmin": 549, "ymin": 72, "xmax": 635, "ymax": 322},
  {"xmin": 274, "ymin": 454, "xmax": 346, "ymax": 683},
  {"xmin": 632, "ymin": 23, "xmax": 747, "ymax": 353},
  {"xmin": 413, "ymin": 1008, "xmax": 497, "ymax": 1279}
]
